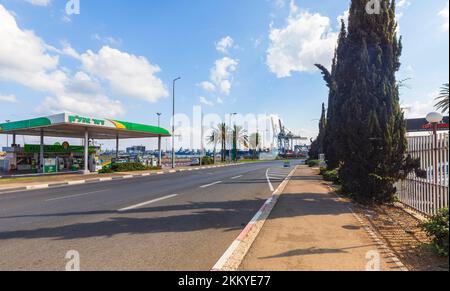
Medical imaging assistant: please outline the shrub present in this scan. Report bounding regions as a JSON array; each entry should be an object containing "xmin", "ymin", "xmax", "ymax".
[
  {"xmin": 307, "ymin": 159, "xmax": 320, "ymax": 167},
  {"xmin": 322, "ymin": 169, "xmax": 340, "ymax": 184},
  {"xmin": 421, "ymin": 208, "xmax": 449, "ymax": 257},
  {"xmin": 98, "ymin": 167, "xmax": 114, "ymax": 174},
  {"xmin": 111, "ymin": 162, "xmax": 153, "ymax": 172},
  {"xmin": 202, "ymin": 156, "xmax": 214, "ymax": 165}
]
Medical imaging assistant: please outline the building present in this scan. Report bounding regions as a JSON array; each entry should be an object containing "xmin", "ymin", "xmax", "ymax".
[{"xmin": 0, "ymin": 113, "xmax": 170, "ymax": 174}]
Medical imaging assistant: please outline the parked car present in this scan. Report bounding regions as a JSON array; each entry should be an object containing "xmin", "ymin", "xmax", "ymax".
[{"xmin": 190, "ymin": 158, "xmax": 201, "ymax": 166}]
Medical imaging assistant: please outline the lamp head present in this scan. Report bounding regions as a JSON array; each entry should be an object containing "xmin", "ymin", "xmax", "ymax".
[{"xmin": 426, "ymin": 112, "xmax": 443, "ymax": 124}]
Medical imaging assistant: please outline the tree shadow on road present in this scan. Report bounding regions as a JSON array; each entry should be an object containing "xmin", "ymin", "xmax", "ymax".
[{"xmin": 0, "ymin": 192, "xmax": 352, "ymax": 241}]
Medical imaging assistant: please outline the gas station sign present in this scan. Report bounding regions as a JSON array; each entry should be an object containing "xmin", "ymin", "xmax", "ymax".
[{"xmin": 406, "ymin": 116, "xmax": 449, "ymax": 133}]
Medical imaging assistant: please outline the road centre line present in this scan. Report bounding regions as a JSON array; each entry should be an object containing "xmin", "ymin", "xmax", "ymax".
[
  {"xmin": 46, "ymin": 190, "xmax": 108, "ymax": 202},
  {"xmin": 118, "ymin": 194, "xmax": 179, "ymax": 212},
  {"xmin": 200, "ymin": 181, "xmax": 222, "ymax": 188},
  {"xmin": 230, "ymin": 175, "xmax": 243, "ymax": 180}
]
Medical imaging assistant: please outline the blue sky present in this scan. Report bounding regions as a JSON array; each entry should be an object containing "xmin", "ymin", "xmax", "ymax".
[{"xmin": 0, "ymin": 0, "xmax": 449, "ymax": 150}]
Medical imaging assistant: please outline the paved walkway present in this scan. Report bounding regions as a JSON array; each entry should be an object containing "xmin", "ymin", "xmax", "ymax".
[{"xmin": 239, "ymin": 166, "xmax": 401, "ymax": 271}]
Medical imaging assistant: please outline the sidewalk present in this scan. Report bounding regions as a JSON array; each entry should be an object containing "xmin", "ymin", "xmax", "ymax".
[
  {"xmin": 0, "ymin": 163, "xmax": 236, "ymax": 193},
  {"xmin": 239, "ymin": 166, "xmax": 405, "ymax": 271}
]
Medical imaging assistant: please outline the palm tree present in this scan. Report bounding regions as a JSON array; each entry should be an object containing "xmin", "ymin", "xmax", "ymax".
[
  {"xmin": 435, "ymin": 83, "xmax": 449, "ymax": 114},
  {"xmin": 249, "ymin": 132, "xmax": 260, "ymax": 160},
  {"xmin": 207, "ymin": 129, "xmax": 219, "ymax": 164},
  {"xmin": 207, "ymin": 123, "xmax": 228, "ymax": 162},
  {"xmin": 232, "ymin": 125, "xmax": 249, "ymax": 161}
]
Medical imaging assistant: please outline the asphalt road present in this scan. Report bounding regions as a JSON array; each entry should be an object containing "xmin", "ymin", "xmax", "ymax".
[{"xmin": 0, "ymin": 160, "xmax": 302, "ymax": 271}]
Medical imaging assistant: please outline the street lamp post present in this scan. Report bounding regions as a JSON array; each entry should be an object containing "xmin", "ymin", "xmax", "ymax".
[
  {"xmin": 172, "ymin": 77, "xmax": 181, "ymax": 169},
  {"xmin": 426, "ymin": 112, "xmax": 444, "ymax": 185},
  {"xmin": 157, "ymin": 113, "xmax": 162, "ymax": 167}
]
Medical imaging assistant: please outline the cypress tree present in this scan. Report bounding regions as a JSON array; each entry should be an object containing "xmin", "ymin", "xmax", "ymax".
[
  {"xmin": 316, "ymin": 20, "xmax": 348, "ymax": 170},
  {"xmin": 337, "ymin": 0, "xmax": 408, "ymax": 203},
  {"xmin": 309, "ymin": 103, "xmax": 327, "ymax": 160}
]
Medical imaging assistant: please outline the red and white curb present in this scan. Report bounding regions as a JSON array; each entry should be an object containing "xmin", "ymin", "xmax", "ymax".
[
  {"xmin": 0, "ymin": 163, "xmax": 249, "ymax": 195},
  {"xmin": 211, "ymin": 166, "xmax": 298, "ymax": 271}
]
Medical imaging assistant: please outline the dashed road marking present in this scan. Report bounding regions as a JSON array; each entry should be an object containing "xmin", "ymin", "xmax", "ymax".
[
  {"xmin": 200, "ymin": 181, "xmax": 222, "ymax": 188},
  {"xmin": 118, "ymin": 194, "xmax": 179, "ymax": 212},
  {"xmin": 46, "ymin": 190, "xmax": 108, "ymax": 202}
]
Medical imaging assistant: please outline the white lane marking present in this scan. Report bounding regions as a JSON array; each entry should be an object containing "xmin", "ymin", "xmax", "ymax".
[
  {"xmin": 265, "ymin": 168, "xmax": 274, "ymax": 192},
  {"xmin": 118, "ymin": 194, "xmax": 179, "ymax": 212},
  {"xmin": 230, "ymin": 175, "xmax": 243, "ymax": 180},
  {"xmin": 46, "ymin": 190, "xmax": 108, "ymax": 202},
  {"xmin": 200, "ymin": 181, "xmax": 222, "ymax": 188}
]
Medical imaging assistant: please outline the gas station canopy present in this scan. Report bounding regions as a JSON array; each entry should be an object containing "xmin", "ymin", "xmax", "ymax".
[{"xmin": 0, "ymin": 113, "xmax": 171, "ymax": 139}]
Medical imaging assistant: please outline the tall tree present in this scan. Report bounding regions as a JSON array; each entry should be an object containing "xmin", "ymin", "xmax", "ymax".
[
  {"xmin": 249, "ymin": 132, "xmax": 261, "ymax": 160},
  {"xmin": 210, "ymin": 123, "xmax": 228, "ymax": 162},
  {"xmin": 308, "ymin": 103, "xmax": 327, "ymax": 160},
  {"xmin": 316, "ymin": 20, "xmax": 348, "ymax": 169},
  {"xmin": 336, "ymin": 0, "xmax": 409, "ymax": 203},
  {"xmin": 232, "ymin": 125, "xmax": 249, "ymax": 161}
]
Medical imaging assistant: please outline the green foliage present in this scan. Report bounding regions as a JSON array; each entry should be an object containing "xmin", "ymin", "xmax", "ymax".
[
  {"xmin": 314, "ymin": 0, "xmax": 423, "ymax": 204},
  {"xmin": 201, "ymin": 156, "xmax": 214, "ymax": 165},
  {"xmin": 309, "ymin": 103, "xmax": 327, "ymax": 160},
  {"xmin": 435, "ymin": 83, "xmax": 449, "ymax": 114},
  {"xmin": 111, "ymin": 162, "xmax": 158, "ymax": 172},
  {"xmin": 421, "ymin": 208, "xmax": 449, "ymax": 257},
  {"xmin": 98, "ymin": 167, "xmax": 114, "ymax": 174},
  {"xmin": 323, "ymin": 169, "xmax": 340, "ymax": 184},
  {"xmin": 307, "ymin": 159, "xmax": 320, "ymax": 167}
]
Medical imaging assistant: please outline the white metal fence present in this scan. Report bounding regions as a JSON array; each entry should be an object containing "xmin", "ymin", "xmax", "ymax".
[{"xmin": 396, "ymin": 133, "xmax": 449, "ymax": 216}]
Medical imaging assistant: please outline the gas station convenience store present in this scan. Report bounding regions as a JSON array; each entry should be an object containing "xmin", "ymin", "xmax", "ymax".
[{"xmin": 0, "ymin": 113, "xmax": 171, "ymax": 175}]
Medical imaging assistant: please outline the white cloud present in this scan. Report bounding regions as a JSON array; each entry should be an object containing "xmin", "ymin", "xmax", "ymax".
[
  {"xmin": 337, "ymin": 10, "xmax": 349, "ymax": 28},
  {"xmin": 266, "ymin": 1, "xmax": 339, "ymax": 78},
  {"xmin": 80, "ymin": 46, "xmax": 168, "ymax": 103},
  {"xmin": 199, "ymin": 96, "xmax": 214, "ymax": 106},
  {"xmin": 210, "ymin": 57, "xmax": 238, "ymax": 95},
  {"xmin": 91, "ymin": 34, "xmax": 122, "ymax": 46},
  {"xmin": 0, "ymin": 4, "xmax": 167, "ymax": 117},
  {"xmin": 397, "ymin": 0, "xmax": 411, "ymax": 9},
  {"xmin": 0, "ymin": 94, "xmax": 18, "ymax": 103},
  {"xmin": 216, "ymin": 36, "xmax": 235, "ymax": 54},
  {"xmin": 402, "ymin": 91, "xmax": 439, "ymax": 119},
  {"xmin": 0, "ymin": 4, "xmax": 65, "ymax": 94},
  {"xmin": 198, "ymin": 81, "xmax": 216, "ymax": 92},
  {"xmin": 25, "ymin": 0, "xmax": 51, "ymax": 6},
  {"xmin": 439, "ymin": 1, "xmax": 449, "ymax": 32}
]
